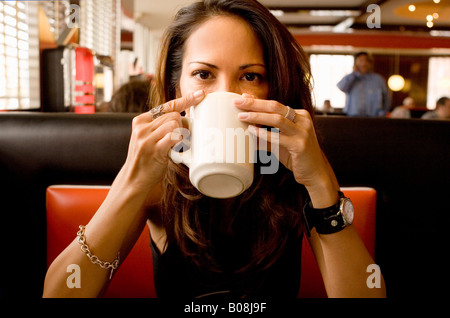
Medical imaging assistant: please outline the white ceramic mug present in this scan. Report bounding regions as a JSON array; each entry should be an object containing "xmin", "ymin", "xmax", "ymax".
[{"xmin": 170, "ymin": 92, "xmax": 256, "ymax": 199}]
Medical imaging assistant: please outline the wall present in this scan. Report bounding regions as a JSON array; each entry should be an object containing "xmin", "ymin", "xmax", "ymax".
[
  {"xmin": 373, "ymin": 54, "xmax": 430, "ymax": 110},
  {"xmin": 295, "ymin": 32, "xmax": 450, "ymax": 50}
]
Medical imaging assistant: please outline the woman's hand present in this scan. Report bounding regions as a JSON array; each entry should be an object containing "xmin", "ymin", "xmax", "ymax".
[
  {"xmin": 235, "ymin": 94, "xmax": 339, "ymax": 207},
  {"xmin": 122, "ymin": 90, "xmax": 205, "ymax": 193}
]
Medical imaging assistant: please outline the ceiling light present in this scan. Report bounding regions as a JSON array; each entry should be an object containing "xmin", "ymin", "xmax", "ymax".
[
  {"xmin": 427, "ymin": 21, "xmax": 434, "ymax": 28},
  {"xmin": 408, "ymin": 5, "xmax": 416, "ymax": 12},
  {"xmin": 433, "ymin": 0, "xmax": 440, "ymax": 4},
  {"xmin": 433, "ymin": 13, "xmax": 439, "ymax": 19},
  {"xmin": 427, "ymin": 14, "xmax": 434, "ymax": 22},
  {"xmin": 388, "ymin": 75, "xmax": 405, "ymax": 92}
]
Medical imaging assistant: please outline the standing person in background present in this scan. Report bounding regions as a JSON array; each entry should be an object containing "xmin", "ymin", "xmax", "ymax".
[{"xmin": 337, "ymin": 52, "xmax": 389, "ymax": 117}]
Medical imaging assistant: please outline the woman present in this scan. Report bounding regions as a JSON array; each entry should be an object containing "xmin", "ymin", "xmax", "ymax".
[{"xmin": 43, "ymin": 0, "xmax": 385, "ymax": 298}]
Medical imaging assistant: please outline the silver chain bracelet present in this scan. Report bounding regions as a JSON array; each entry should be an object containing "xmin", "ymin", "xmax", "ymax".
[{"xmin": 76, "ymin": 225, "xmax": 120, "ymax": 280}]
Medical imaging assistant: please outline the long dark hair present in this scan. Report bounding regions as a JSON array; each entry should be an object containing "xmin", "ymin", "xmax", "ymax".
[{"xmin": 151, "ymin": 0, "xmax": 314, "ymax": 272}]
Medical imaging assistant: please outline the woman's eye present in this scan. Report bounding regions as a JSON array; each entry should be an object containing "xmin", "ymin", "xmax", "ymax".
[
  {"xmin": 243, "ymin": 73, "xmax": 262, "ymax": 82},
  {"xmin": 193, "ymin": 70, "xmax": 212, "ymax": 80}
]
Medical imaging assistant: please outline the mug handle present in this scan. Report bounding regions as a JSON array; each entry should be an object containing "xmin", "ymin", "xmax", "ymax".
[{"xmin": 169, "ymin": 117, "xmax": 192, "ymax": 166}]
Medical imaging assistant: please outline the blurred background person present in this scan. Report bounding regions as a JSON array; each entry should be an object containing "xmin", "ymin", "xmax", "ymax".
[
  {"xmin": 322, "ymin": 99, "xmax": 333, "ymax": 114},
  {"xmin": 422, "ymin": 96, "xmax": 450, "ymax": 120},
  {"xmin": 337, "ymin": 51, "xmax": 389, "ymax": 117},
  {"xmin": 107, "ymin": 79, "xmax": 151, "ymax": 113},
  {"xmin": 390, "ymin": 96, "xmax": 415, "ymax": 119}
]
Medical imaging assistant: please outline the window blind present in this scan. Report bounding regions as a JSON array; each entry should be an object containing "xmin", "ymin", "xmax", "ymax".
[
  {"xmin": 79, "ymin": 0, "xmax": 120, "ymax": 61},
  {"xmin": 0, "ymin": 1, "xmax": 39, "ymax": 110},
  {"xmin": 40, "ymin": 0, "xmax": 72, "ymax": 42}
]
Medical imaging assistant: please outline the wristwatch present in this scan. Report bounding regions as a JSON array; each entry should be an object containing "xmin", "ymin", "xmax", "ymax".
[{"xmin": 303, "ymin": 191, "xmax": 354, "ymax": 236}]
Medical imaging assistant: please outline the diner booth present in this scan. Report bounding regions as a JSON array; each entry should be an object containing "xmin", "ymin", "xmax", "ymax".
[{"xmin": 1, "ymin": 0, "xmax": 450, "ymax": 304}]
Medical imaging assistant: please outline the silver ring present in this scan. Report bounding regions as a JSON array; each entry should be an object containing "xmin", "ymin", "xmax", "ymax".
[
  {"xmin": 150, "ymin": 104, "xmax": 165, "ymax": 120},
  {"xmin": 285, "ymin": 106, "xmax": 296, "ymax": 122}
]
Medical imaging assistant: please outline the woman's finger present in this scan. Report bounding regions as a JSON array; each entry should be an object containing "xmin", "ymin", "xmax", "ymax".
[
  {"xmin": 235, "ymin": 96, "xmax": 285, "ymax": 115},
  {"xmin": 149, "ymin": 119, "xmax": 183, "ymax": 144},
  {"xmin": 163, "ymin": 89, "xmax": 205, "ymax": 113},
  {"xmin": 235, "ymin": 97, "xmax": 313, "ymax": 127},
  {"xmin": 134, "ymin": 89, "xmax": 205, "ymax": 125},
  {"xmin": 238, "ymin": 111, "xmax": 299, "ymax": 135},
  {"xmin": 248, "ymin": 125, "xmax": 300, "ymax": 150}
]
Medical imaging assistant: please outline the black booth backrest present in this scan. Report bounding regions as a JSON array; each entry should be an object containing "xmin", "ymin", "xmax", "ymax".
[
  {"xmin": 0, "ymin": 113, "xmax": 133, "ymax": 298},
  {"xmin": 0, "ymin": 112, "xmax": 449, "ymax": 298},
  {"xmin": 316, "ymin": 117, "xmax": 450, "ymax": 299},
  {"xmin": 315, "ymin": 116, "xmax": 450, "ymax": 188},
  {"xmin": 0, "ymin": 113, "xmax": 132, "ymax": 180}
]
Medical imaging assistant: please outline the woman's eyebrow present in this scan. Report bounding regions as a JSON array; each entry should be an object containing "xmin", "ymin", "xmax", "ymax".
[
  {"xmin": 239, "ymin": 63, "xmax": 266, "ymax": 70},
  {"xmin": 189, "ymin": 62, "xmax": 266, "ymax": 70},
  {"xmin": 189, "ymin": 61, "xmax": 218, "ymax": 69}
]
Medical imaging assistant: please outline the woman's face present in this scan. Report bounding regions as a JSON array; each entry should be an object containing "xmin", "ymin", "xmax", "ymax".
[{"xmin": 178, "ymin": 15, "xmax": 269, "ymax": 100}]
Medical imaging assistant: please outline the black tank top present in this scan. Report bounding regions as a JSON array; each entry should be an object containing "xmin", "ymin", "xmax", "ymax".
[{"xmin": 150, "ymin": 229, "xmax": 303, "ymax": 298}]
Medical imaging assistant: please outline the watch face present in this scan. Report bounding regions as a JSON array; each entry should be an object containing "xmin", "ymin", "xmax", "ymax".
[{"xmin": 343, "ymin": 199, "xmax": 354, "ymax": 225}]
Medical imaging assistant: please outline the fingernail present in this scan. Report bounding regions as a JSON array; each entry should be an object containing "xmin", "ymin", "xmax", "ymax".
[
  {"xmin": 242, "ymin": 93, "xmax": 255, "ymax": 99},
  {"xmin": 234, "ymin": 97, "xmax": 245, "ymax": 105},
  {"xmin": 193, "ymin": 90, "xmax": 204, "ymax": 98},
  {"xmin": 238, "ymin": 112, "xmax": 249, "ymax": 120},
  {"xmin": 247, "ymin": 125, "xmax": 257, "ymax": 135}
]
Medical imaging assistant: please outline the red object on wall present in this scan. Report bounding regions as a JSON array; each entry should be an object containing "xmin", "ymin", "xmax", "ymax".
[
  {"xmin": 74, "ymin": 106, "xmax": 96, "ymax": 114},
  {"xmin": 75, "ymin": 95, "xmax": 95, "ymax": 104},
  {"xmin": 75, "ymin": 47, "xmax": 94, "ymax": 82},
  {"xmin": 74, "ymin": 47, "xmax": 95, "ymax": 113},
  {"xmin": 75, "ymin": 84, "xmax": 95, "ymax": 93}
]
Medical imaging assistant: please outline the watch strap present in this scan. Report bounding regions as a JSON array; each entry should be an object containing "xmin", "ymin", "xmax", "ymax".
[{"xmin": 303, "ymin": 191, "xmax": 347, "ymax": 236}]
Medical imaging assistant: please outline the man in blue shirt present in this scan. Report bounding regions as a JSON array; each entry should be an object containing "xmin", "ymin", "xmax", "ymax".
[{"xmin": 337, "ymin": 52, "xmax": 390, "ymax": 117}]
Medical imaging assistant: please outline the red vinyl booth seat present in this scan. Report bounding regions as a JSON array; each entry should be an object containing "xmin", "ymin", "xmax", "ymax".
[
  {"xmin": 46, "ymin": 186, "xmax": 155, "ymax": 298},
  {"xmin": 46, "ymin": 185, "xmax": 376, "ymax": 298}
]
